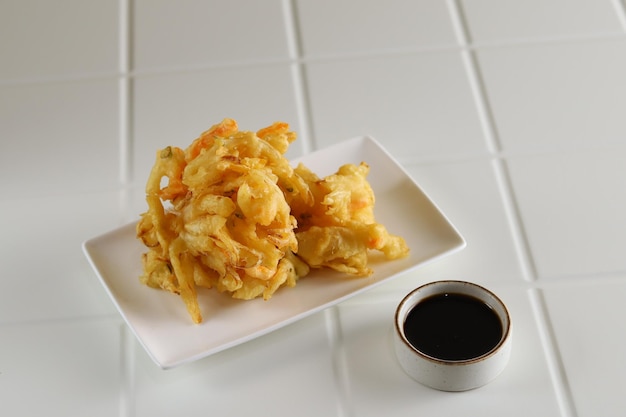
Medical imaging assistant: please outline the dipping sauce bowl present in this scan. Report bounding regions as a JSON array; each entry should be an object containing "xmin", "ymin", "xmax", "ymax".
[{"xmin": 394, "ymin": 280, "xmax": 512, "ymax": 391}]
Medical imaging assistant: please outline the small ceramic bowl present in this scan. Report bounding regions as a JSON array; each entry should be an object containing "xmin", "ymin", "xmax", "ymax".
[{"xmin": 393, "ymin": 280, "xmax": 512, "ymax": 391}]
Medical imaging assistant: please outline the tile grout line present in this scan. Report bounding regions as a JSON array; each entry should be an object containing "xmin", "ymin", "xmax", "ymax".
[
  {"xmin": 448, "ymin": 2, "xmax": 578, "ymax": 416},
  {"xmin": 324, "ymin": 307, "xmax": 355, "ymax": 417},
  {"xmin": 528, "ymin": 289, "xmax": 578, "ymax": 417},
  {"xmin": 610, "ymin": 0, "xmax": 626, "ymax": 31},
  {"xmin": 3, "ymin": 30, "xmax": 626, "ymax": 88},
  {"xmin": 117, "ymin": 0, "xmax": 132, "ymax": 226},
  {"xmin": 490, "ymin": 160, "xmax": 538, "ymax": 282},
  {"xmin": 446, "ymin": 0, "xmax": 538, "ymax": 283},
  {"xmin": 119, "ymin": 324, "xmax": 136, "ymax": 417},
  {"xmin": 445, "ymin": 1, "xmax": 499, "ymax": 155},
  {"xmin": 2, "ymin": 32, "xmax": 626, "ymax": 88},
  {"xmin": 118, "ymin": 1, "xmax": 136, "ymax": 416},
  {"xmin": 282, "ymin": 0, "xmax": 315, "ymax": 154},
  {"xmin": 118, "ymin": 0, "xmax": 132, "ymax": 187},
  {"xmin": 283, "ymin": 0, "xmax": 351, "ymax": 413}
]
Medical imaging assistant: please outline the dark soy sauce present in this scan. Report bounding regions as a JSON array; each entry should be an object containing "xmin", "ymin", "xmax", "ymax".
[{"xmin": 404, "ymin": 293, "xmax": 503, "ymax": 361}]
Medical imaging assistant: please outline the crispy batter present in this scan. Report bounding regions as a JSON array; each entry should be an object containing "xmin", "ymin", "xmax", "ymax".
[{"xmin": 137, "ymin": 118, "xmax": 408, "ymax": 323}]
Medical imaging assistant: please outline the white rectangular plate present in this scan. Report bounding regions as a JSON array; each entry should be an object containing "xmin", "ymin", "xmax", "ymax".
[{"xmin": 83, "ymin": 136, "xmax": 465, "ymax": 369}]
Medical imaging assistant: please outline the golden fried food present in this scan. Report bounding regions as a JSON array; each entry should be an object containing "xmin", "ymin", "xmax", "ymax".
[{"xmin": 137, "ymin": 118, "xmax": 408, "ymax": 323}]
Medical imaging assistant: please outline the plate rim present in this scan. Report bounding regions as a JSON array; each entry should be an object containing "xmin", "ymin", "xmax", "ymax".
[{"xmin": 82, "ymin": 135, "xmax": 466, "ymax": 368}]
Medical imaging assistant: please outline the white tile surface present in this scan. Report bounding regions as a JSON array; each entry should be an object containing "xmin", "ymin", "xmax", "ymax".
[
  {"xmin": 0, "ymin": 0, "xmax": 119, "ymax": 80},
  {"xmin": 132, "ymin": 65, "xmax": 304, "ymax": 186},
  {"xmin": 399, "ymin": 159, "xmax": 524, "ymax": 286},
  {"xmin": 0, "ymin": 192, "xmax": 123, "ymax": 323},
  {"xmin": 0, "ymin": 79, "xmax": 120, "ymax": 199},
  {"xmin": 543, "ymin": 278, "xmax": 626, "ymax": 417},
  {"xmin": 506, "ymin": 149, "xmax": 626, "ymax": 279},
  {"xmin": 338, "ymin": 285, "xmax": 561, "ymax": 417},
  {"xmin": 133, "ymin": 0, "xmax": 290, "ymax": 71},
  {"xmin": 132, "ymin": 312, "xmax": 338, "ymax": 417},
  {"xmin": 0, "ymin": 318, "xmax": 123, "ymax": 416},
  {"xmin": 306, "ymin": 52, "xmax": 487, "ymax": 160},
  {"xmin": 461, "ymin": 0, "xmax": 624, "ymax": 42},
  {"xmin": 296, "ymin": 0, "xmax": 457, "ymax": 56},
  {"xmin": 476, "ymin": 38, "xmax": 626, "ymax": 152},
  {"xmin": 3, "ymin": 1, "xmax": 626, "ymax": 415}
]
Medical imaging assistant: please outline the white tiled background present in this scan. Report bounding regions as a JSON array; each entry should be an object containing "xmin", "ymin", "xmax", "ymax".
[{"xmin": 1, "ymin": 0, "xmax": 625, "ymax": 415}]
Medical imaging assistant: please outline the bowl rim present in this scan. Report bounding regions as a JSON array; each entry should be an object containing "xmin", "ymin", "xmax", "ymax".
[{"xmin": 394, "ymin": 280, "xmax": 512, "ymax": 365}]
